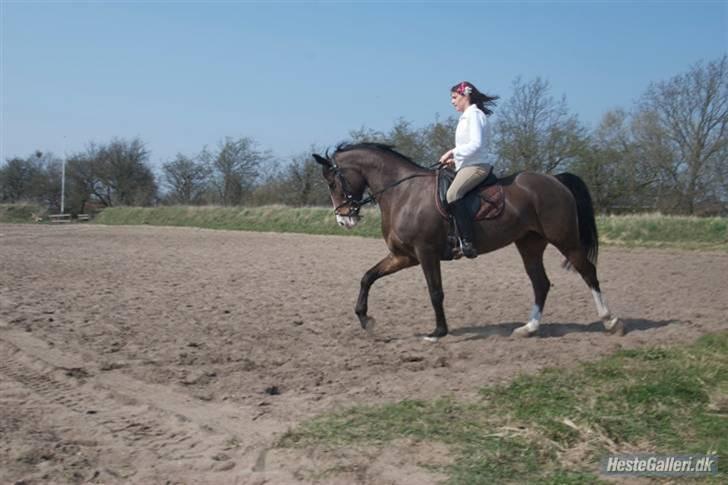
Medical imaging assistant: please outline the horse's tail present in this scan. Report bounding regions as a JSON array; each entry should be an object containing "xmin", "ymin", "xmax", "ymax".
[{"xmin": 555, "ymin": 173, "xmax": 599, "ymax": 267}]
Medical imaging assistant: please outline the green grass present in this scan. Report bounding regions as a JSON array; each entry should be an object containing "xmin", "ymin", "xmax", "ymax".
[
  {"xmin": 0, "ymin": 203, "xmax": 45, "ymax": 223},
  {"xmin": 92, "ymin": 206, "xmax": 728, "ymax": 250},
  {"xmin": 4, "ymin": 203, "xmax": 727, "ymax": 250},
  {"xmin": 93, "ymin": 205, "xmax": 383, "ymax": 238},
  {"xmin": 278, "ymin": 332, "xmax": 727, "ymax": 484},
  {"xmin": 599, "ymin": 213, "xmax": 728, "ymax": 250}
]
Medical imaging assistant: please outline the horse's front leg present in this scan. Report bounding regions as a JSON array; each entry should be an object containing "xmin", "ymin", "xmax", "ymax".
[
  {"xmin": 416, "ymin": 249, "xmax": 448, "ymax": 342},
  {"xmin": 355, "ymin": 253, "xmax": 417, "ymax": 330}
]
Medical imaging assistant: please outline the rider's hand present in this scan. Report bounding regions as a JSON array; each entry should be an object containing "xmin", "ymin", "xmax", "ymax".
[{"xmin": 439, "ymin": 149, "xmax": 454, "ymax": 165}]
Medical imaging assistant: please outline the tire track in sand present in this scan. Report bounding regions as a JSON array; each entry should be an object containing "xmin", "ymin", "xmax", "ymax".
[{"xmin": 0, "ymin": 327, "xmax": 290, "ymax": 482}]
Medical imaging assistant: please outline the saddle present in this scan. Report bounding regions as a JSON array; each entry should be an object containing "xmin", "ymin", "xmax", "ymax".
[{"xmin": 435, "ymin": 169, "xmax": 505, "ymax": 221}]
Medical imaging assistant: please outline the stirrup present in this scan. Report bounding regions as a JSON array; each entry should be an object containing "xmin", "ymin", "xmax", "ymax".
[
  {"xmin": 442, "ymin": 235, "xmax": 463, "ymax": 260},
  {"xmin": 460, "ymin": 240, "xmax": 477, "ymax": 259}
]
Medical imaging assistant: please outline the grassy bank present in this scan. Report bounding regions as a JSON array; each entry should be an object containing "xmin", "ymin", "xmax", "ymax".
[
  {"xmin": 92, "ymin": 206, "xmax": 728, "ymax": 250},
  {"xmin": 0, "ymin": 203, "xmax": 45, "ymax": 223},
  {"xmin": 3, "ymin": 204, "xmax": 726, "ymax": 250},
  {"xmin": 93, "ymin": 205, "xmax": 384, "ymax": 238},
  {"xmin": 278, "ymin": 332, "xmax": 727, "ymax": 483},
  {"xmin": 599, "ymin": 213, "xmax": 728, "ymax": 250}
]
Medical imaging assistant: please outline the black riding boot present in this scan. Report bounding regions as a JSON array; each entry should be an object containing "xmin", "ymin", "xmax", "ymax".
[{"xmin": 450, "ymin": 200, "xmax": 478, "ymax": 259}]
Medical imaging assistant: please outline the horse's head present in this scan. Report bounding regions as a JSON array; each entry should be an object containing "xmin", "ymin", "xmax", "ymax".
[{"xmin": 313, "ymin": 152, "xmax": 366, "ymax": 229}]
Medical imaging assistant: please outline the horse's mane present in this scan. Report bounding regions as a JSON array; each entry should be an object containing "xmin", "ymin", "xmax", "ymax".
[{"xmin": 333, "ymin": 142, "xmax": 424, "ymax": 170}]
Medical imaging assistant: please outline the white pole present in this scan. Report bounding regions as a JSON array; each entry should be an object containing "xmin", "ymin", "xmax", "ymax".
[
  {"xmin": 61, "ymin": 157, "xmax": 66, "ymax": 214},
  {"xmin": 61, "ymin": 136, "xmax": 67, "ymax": 214}
]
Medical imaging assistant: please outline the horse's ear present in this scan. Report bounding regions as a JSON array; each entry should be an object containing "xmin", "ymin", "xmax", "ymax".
[{"xmin": 312, "ymin": 153, "xmax": 331, "ymax": 167}]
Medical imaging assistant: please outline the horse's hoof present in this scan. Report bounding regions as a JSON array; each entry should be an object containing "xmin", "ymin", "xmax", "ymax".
[
  {"xmin": 423, "ymin": 328, "xmax": 446, "ymax": 342},
  {"xmin": 512, "ymin": 325, "xmax": 535, "ymax": 338},
  {"xmin": 605, "ymin": 318, "xmax": 624, "ymax": 336},
  {"xmin": 364, "ymin": 317, "xmax": 377, "ymax": 334}
]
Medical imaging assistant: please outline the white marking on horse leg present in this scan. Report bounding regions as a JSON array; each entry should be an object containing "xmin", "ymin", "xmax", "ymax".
[
  {"xmin": 513, "ymin": 305, "xmax": 541, "ymax": 337},
  {"xmin": 592, "ymin": 289, "xmax": 621, "ymax": 331},
  {"xmin": 605, "ymin": 317, "xmax": 621, "ymax": 332},
  {"xmin": 526, "ymin": 304, "xmax": 542, "ymax": 332},
  {"xmin": 423, "ymin": 336, "xmax": 440, "ymax": 343},
  {"xmin": 592, "ymin": 289, "xmax": 611, "ymax": 320}
]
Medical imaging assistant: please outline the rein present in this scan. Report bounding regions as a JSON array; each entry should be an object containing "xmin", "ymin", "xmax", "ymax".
[{"xmin": 332, "ymin": 159, "xmax": 442, "ymax": 216}]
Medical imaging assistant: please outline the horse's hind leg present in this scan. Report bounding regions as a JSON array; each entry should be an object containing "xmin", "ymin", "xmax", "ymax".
[
  {"xmin": 356, "ymin": 253, "xmax": 417, "ymax": 331},
  {"xmin": 563, "ymin": 247, "xmax": 624, "ymax": 335},
  {"xmin": 512, "ymin": 234, "xmax": 549, "ymax": 338}
]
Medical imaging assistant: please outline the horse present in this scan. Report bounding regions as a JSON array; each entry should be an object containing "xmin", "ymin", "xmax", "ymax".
[{"xmin": 313, "ymin": 142, "xmax": 623, "ymax": 341}]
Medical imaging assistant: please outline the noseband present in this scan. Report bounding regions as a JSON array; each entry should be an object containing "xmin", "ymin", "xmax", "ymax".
[{"xmin": 330, "ymin": 158, "xmax": 366, "ymax": 217}]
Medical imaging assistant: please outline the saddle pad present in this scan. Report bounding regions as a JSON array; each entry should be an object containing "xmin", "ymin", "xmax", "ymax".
[
  {"xmin": 474, "ymin": 184, "xmax": 505, "ymax": 221},
  {"xmin": 435, "ymin": 169, "xmax": 505, "ymax": 221}
]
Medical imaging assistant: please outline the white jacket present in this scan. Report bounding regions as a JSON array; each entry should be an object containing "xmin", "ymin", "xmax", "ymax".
[{"xmin": 453, "ymin": 104, "xmax": 490, "ymax": 171}]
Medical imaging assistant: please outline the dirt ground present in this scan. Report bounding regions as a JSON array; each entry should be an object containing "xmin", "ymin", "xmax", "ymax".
[{"xmin": 1, "ymin": 223, "xmax": 726, "ymax": 484}]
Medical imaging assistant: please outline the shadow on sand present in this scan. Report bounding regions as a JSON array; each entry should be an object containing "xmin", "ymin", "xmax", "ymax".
[{"xmin": 449, "ymin": 318, "xmax": 679, "ymax": 341}]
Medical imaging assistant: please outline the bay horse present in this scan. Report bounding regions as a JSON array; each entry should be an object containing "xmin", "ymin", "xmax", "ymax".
[{"xmin": 313, "ymin": 143, "xmax": 623, "ymax": 341}]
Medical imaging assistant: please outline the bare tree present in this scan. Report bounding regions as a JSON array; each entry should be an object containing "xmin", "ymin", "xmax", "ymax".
[
  {"xmin": 349, "ymin": 120, "xmax": 428, "ymax": 164},
  {"xmin": 162, "ymin": 154, "xmax": 211, "ymax": 204},
  {"xmin": 0, "ymin": 155, "xmax": 41, "ymax": 202},
  {"xmin": 570, "ymin": 109, "xmax": 656, "ymax": 212},
  {"xmin": 494, "ymin": 77, "xmax": 587, "ymax": 174},
  {"xmin": 421, "ymin": 115, "xmax": 459, "ymax": 164},
  {"xmin": 0, "ymin": 151, "xmax": 63, "ymax": 208},
  {"xmin": 96, "ymin": 138, "xmax": 157, "ymax": 206},
  {"xmin": 204, "ymin": 137, "xmax": 270, "ymax": 206},
  {"xmin": 35, "ymin": 152, "xmax": 63, "ymax": 211},
  {"xmin": 633, "ymin": 56, "xmax": 728, "ymax": 214},
  {"xmin": 349, "ymin": 125, "xmax": 387, "ymax": 145},
  {"xmin": 65, "ymin": 138, "xmax": 158, "ymax": 209},
  {"xmin": 349, "ymin": 116, "xmax": 459, "ymax": 166},
  {"xmin": 386, "ymin": 118, "xmax": 429, "ymax": 165},
  {"xmin": 281, "ymin": 150, "xmax": 330, "ymax": 206}
]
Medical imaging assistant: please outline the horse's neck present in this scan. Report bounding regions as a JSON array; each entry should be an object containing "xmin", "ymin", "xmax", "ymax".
[
  {"xmin": 354, "ymin": 156, "xmax": 425, "ymax": 194},
  {"xmin": 348, "ymin": 155, "xmax": 431, "ymax": 219}
]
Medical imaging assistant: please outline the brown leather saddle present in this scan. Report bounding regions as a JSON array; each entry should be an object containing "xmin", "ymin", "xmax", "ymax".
[{"xmin": 435, "ymin": 169, "xmax": 505, "ymax": 221}]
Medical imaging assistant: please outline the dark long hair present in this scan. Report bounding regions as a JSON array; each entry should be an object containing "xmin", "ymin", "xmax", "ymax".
[{"xmin": 451, "ymin": 81, "xmax": 499, "ymax": 116}]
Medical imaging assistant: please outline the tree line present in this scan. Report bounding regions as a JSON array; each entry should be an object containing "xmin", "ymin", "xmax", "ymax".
[{"xmin": 2, "ymin": 56, "xmax": 726, "ymax": 215}]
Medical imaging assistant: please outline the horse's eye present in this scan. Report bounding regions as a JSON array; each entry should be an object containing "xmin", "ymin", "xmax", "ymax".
[{"xmin": 328, "ymin": 182, "xmax": 336, "ymax": 190}]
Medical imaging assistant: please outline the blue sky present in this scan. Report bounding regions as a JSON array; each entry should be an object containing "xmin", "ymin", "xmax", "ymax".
[{"xmin": 2, "ymin": 1, "xmax": 726, "ymax": 169}]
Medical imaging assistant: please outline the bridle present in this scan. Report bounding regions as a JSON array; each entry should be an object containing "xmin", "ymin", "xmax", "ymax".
[
  {"xmin": 329, "ymin": 156, "xmax": 367, "ymax": 217},
  {"xmin": 328, "ymin": 156, "xmax": 441, "ymax": 217}
]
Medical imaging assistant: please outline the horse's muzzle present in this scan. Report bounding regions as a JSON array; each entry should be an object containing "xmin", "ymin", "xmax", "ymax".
[{"xmin": 336, "ymin": 214, "xmax": 360, "ymax": 229}]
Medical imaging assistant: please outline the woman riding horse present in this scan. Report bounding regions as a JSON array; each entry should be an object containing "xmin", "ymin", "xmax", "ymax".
[
  {"xmin": 312, "ymin": 87, "xmax": 622, "ymax": 341},
  {"xmin": 439, "ymin": 81, "xmax": 499, "ymax": 258}
]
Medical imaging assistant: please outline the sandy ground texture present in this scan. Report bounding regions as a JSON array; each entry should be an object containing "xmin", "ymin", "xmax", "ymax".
[{"xmin": 1, "ymin": 223, "xmax": 726, "ymax": 484}]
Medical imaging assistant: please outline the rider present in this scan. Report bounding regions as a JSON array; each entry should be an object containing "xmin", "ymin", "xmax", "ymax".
[{"xmin": 439, "ymin": 81, "xmax": 498, "ymax": 259}]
